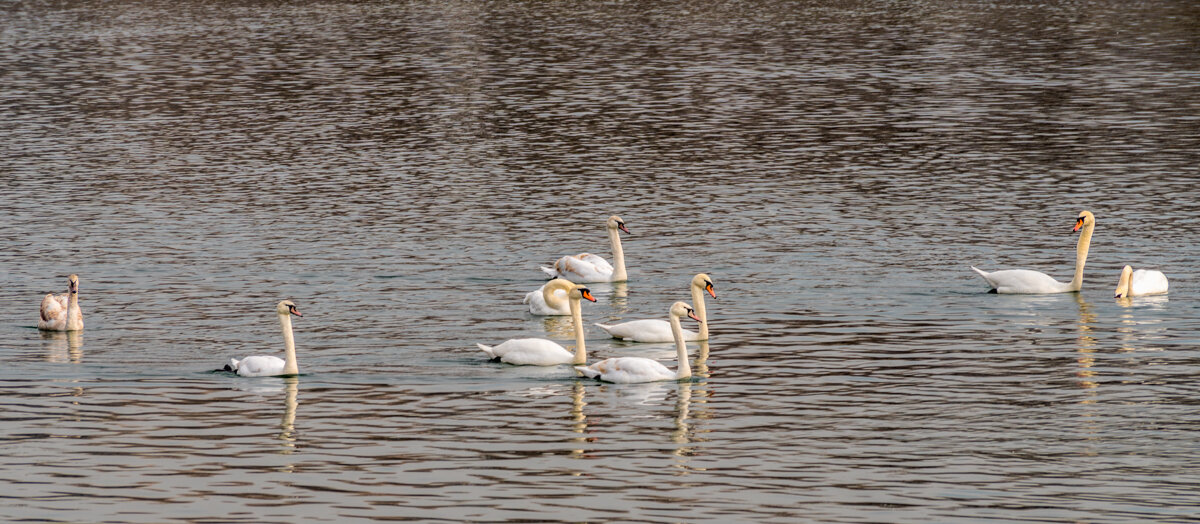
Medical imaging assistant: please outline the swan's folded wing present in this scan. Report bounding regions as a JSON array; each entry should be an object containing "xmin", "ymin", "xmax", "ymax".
[
  {"xmin": 577, "ymin": 253, "xmax": 613, "ymax": 274},
  {"xmin": 551, "ymin": 255, "xmax": 607, "ymax": 282},
  {"xmin": 40, "ymin": 293, "xmax": 65, "ymax": 323}
]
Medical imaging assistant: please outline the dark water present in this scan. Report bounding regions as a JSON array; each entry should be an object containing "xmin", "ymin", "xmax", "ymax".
[{"xmin": 2, "ymin": 0, "xmax": 1200, "ymax": 521}]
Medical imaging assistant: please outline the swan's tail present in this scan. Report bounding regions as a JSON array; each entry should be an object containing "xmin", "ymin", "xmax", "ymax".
[
  {"xmin": 539, "ymin": 266, "xmax": 559, "ymax": 279},
  {"xmin": 522, "ymin": 289, "xmax": 536, "ymax": 305},
  {"xmin": 476, "ymin": 343, "xmax": 497, "ymax": 359},
  {"xmin": 970, "ymin": 266, "xmax": 988, "ymax": 278},
  {"xmin": 574, "ymin": 365, "xmax": 601, "ymax": 379},
  {"xmin": 223, "ymin": 358, "xmax": 241, "ymax": 372},
  {"xmin": 593, "ymin": 323, "xmax": 615, "ymax": 336}
]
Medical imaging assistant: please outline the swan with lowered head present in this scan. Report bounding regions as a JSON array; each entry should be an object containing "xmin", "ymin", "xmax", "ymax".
[
  {"xmin": 1115, "ymin": 265, "xmax": 1168, "ymax": 298},
  {"xmin": 479, "ymin": 280, "xmax": 596, "ymax": 365},
  {"xmin": 540, "ymin": 215, "xmax": 629, "ymax": 283},
  {"xmin": 523, "ymin": 278, "xmax": 584, "ymax": 316},
  {"xmin": 595, "ymin": 273, "xmax": 716, "ymax": 342},
  {"xmin": 39, "ymin": 274, "xmax": 84, "ymax": 331},
  {"xmin": 225, "ymin": 300, "xmax": 304, "ymax": 377},
  {"xmin": 971, "ymin": 210, "xmax": 1095, "ymax": 294},
  {"xmin": 575, "ymin": 301, "xmax": 701, "ymax": 383}
]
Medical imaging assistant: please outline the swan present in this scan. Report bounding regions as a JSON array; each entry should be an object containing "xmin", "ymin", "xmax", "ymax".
[
  {"xmin": 523, "ymin": 278, "xmax": 581, "ymax": 316},
  {"xmin": 595, "ymin": 273, "xmax": 716, "ymax": 342},
  {"xmin": 38, "ymin": 274, "xmax": 83, "ymax": 331},
  {"xmin": 478, "ymin": 280, "xmax": 596, "ymax": 365},
  {"xmin": 575, "ymin": 301, "xmax": 701, "ymax": 383},
  {"xmin": 540, "ymin": 215, "xmax": 629, "ymax": 283},
  {"xmin": 224, "ymin": 300, "xmax": 304, "ymax": 377},
  {"xmin": 1115, "ymin": 265, "xmax": 1168, "ymax": 298},
  {"xmin": 971, "ymin": 210, "xmax": 1095, "ymax": 294}
]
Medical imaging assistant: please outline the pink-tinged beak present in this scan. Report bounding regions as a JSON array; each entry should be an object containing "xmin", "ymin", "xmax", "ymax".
[
  {"xmin": 688, "ymin": 310, "xmax": 702, "ymax": 323},
  {"xmin": 618, "ymin": 223, "xmax": 630, "ymax": 234},
  {"xmin": 290, "ymin": 306, "xmax": 303, "ymax": 317}
]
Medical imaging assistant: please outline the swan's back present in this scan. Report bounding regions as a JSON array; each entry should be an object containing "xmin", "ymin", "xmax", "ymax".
[
  {"xmin": 595, "ymin": 319, "xmax": 699, "ymax": 342},
  {"xmin": 233, "ymin": 355, "xmax": 287, "ymax": 377},
  {"xmin": 1131, "ymin": 269, "xmax": 1169, "ymax": 296},
  {"xmin": 577, "ymin": 357, "xmax": 674, "ymax": 383},
  {"xmin": 543, "ymin": 255, "xmax": 612, "ymax": 283},
  {"xmin": 972, "ymin": 267, "xmax": 1070, "ymax": 294},
  {"xmin": 38, "ymin": 293, "xmax": 69, "ymax": 330}
]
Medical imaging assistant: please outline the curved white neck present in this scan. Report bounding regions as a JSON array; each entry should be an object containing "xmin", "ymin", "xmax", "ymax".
[
  {"xmin": 670, "ymin": 313, "xmax": 692, "ymax": 380},
  {"xmin": 569, "ymin": 296, "xmax": 586, "ymax": 364},
  {"xmin": 543, "ymin": 282, "xmax": 569, "ymax": 311},
  {"xmin": 279, "ymin": 313, "xmax": 299, "ymax": 375},
  {"xmin": 1069, "ymin": 222, "xmax": 1094, "ymax": 291},
  {"xmin": 690, "ymin": 285, "xmax": 709, "ymax": 340},
  {"xmin": 608, "ymin": 227, "xmax": 627, "ymax": 282}
]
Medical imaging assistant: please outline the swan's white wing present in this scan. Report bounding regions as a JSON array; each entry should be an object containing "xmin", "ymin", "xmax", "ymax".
[
  {"xmin": 577, "ymin": 357, "xmax": 676, "ymax": 383},
  {"xmin": 235, "ymin": 355, "xmax": 287, "ymax": 377},
  {"xmin": 483, "ymin": 338, "xmax": 574, "ymax": 366},
  {"xmin": 577, "ymin": 253, "xmax": 613, "ymax": 274},
  {"xmin": 971, "ymin": 267, "xmax": 1069, "ymax": 294},
  {"xmin": 38, "ymin": 293, "xmax": 67, "ymax": 330},
  {"xmin": 524, "ymin": 284, "xmax": 570, "ymax": 315},
  {"xmin": 594, "ymin": 319, "xmax": 699, "ymax": 342},
  {"xmin": 1131, "ymin": 269, "xmax": 1169, "ymax": 296},
  {"xmin": 545, "ymin": 255, "xmax": 612, "ymax": 283}
]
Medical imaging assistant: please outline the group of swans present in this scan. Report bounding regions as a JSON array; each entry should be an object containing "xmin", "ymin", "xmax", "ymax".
[
  {"xmin": 497, "ymin": 215, "xmax": 715, "ymax": 383},
  {"xmin": 35, "ymin": 210, "xmax": 1172, "ymax": 382},
  {"xmin": 970, "ymin": 210, "xmax": 1168, "ymax": 297}
]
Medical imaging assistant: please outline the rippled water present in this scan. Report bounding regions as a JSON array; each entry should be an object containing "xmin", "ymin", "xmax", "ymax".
[{"xmin": 3, "ymin": 0, "xmax": 1200, "ymax": 521}]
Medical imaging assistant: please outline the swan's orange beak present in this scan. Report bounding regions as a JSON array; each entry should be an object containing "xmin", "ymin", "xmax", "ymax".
[
  {"xmin": 581, "ymin": 289, "xmax": 597, "ymax": 302},
  {"xmin": 687, "ymin": 310, "xmax": 702, "ymax": 323},
  {"xmin": 1073, "ymin": 218, "xmax": 1084, "ymax": 232},
  {"xmin": 618, "ymin": 222, "xmax": 630, "ymax": 234},
  {"xmin": 289, "ymin": 305, "xmax": 303, "ymax": 317},
  {"xmin": 705, "ymin": 282, "xmax": 716, "ymax": 299}
]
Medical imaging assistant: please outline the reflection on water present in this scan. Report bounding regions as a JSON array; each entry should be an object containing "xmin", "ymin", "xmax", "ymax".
[
  {"xmin": 1, "ymin": 0, "xmax": 1199, "ymax": 522},
  {"xmin": 40, "ymin": 330, "xmax": 83, "ymax": 364}
]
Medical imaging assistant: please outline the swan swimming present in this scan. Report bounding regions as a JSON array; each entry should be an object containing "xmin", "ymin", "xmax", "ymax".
[
  {"xmin": 224, "ymin": 300, "xmax": 304, "ymax": 377},
  {"xmin": 575, "ymin": 302, "xmax": 701, "ymax": 383},
  {"xmin": 38, "ymin": 274, "xmax": 83, "ymax": 331},
  {"xmin": 1114, "ymin": 265, "xmax": 1168, "ymax": 298},
  {"xmin": 971, "ymin": 210, "xmax": 1095, "ymax": 294},
  {"xmin": 595, "ymin": 273, "xmax": 715, "ymax": 342},
  {"xmin": 540, "ymin": 215, "xmax": 629, "ymax": 283},
  {"xmin": 478, "ymin": 280, "xmax": 596, "ymax": 365}
]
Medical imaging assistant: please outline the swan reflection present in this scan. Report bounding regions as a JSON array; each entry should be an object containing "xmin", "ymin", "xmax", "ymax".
[
  {"xmin": 279, "ymin": 377, "xmax": 299, "ymax": 455},
  {"xmin": 1075, "ymin": 294, "xmax": 1098, "ymax": 391},
  {"xmin": 41, "ymin": 330, "xmax": 83, "ymax": 363}
]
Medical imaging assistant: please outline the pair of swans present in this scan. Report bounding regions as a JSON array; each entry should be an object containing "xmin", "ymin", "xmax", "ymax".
[
  {"xmin": 39, "ymin": 274, "xmax": 84, "ymax": 331},
  {"xmin": 971, "ymin": 210, "xmax": 1169, "ymax": 297}
]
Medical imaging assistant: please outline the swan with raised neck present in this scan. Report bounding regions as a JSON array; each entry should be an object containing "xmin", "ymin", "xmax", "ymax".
[
  {"xmin": 970, "ymin": 211, "xmax": 1095, "ymax": 294},
  {"xmin": 540, "ymin": 215, "xmax": 629, "ymax": 283},
  {"xmin": 38, "ymin": 274, "xmax": 84, "ymax": 331},
  {"xmin": 224, "ymin": 300, "xmax": 304, "ymax": 377},
  {"xmin": 575, "ymin": 302, "xmax": 702, "ymax": 383},
  {"xmin": 479, "ymin": 280, "xmax": 597, "ymax": 365},
  {"xmin": 594, "ymin": 274, "xmax": 716, "ymax": 342}
]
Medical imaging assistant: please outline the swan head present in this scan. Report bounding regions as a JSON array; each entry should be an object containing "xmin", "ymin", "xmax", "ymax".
[
  {"xmin": 692, "ymin": 273, "xmax": 716, "ymax": 298},
  {"xmin": 670, "ymin": 301, "xmax": 702, "ymax": 323},
  {"xmin": 1073, "ymin": 210, "xmax": 1095, "ymax": 233},
  {"xmin": 569, "ymin": 285, "xmax": 597, "ymax": 303},
  {"xmin": 67, "ymin": 274, "xmax": 79, "ymax": 294},
  {"xmin": 1115, "ymin": 265, "xmax": 1133, "ymax": 298},
  {"xmin": 276, "ymin": 300, "xmax": 302, "ymax": 317},
  {"xmin": 607, "ymin": 215, "xmax": 630, "ymax": 234}
]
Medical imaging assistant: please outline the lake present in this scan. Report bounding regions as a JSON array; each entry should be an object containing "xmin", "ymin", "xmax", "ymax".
[{"xmin": 2, "ymin": 0, "xmax": 1200, "ymax": 521}]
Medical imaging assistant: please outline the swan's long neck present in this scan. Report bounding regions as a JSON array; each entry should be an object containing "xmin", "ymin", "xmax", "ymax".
[
  {"xmin": 279, "ymin": 313, "xmax": 299, "ymax": 375},
  {"xmin": 569, "ymin": 295, "xmax": 586, "ymax": 364},
  {"xmin": 609, "ymin": 227, "xmax": 627, "ymax": 282},
  {"xmin": 670, "ymin": 313, "xmax": 692, "ymax": 380},
  {"xmin": 66, "ymin": 292, "xmax": 83, "ymax": 330},
  {"xmin": 690, "ymin": 285, "xmax": 709, "ymax": 340},
  {"xmin": 1069, "ymin": 222, "xmax": 1094, "ymax": 291},
  {"xmin": 543, "ymin": 282, "xmax": 568, "ymax": 311}
]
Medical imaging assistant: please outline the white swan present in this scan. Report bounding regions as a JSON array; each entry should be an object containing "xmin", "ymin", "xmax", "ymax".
[
  {"xmin": 971, "ymin": 210, "xmax": 1095, "ymax": 294},
  {"xmin": 38, "ymin": 274, "xmax": 83, "ymax": 331},
  {"xmin": 540, "ymin": 215, "xmax": 629, "ymax": 283},
  {"xmin": 595, "ymin": 273, "xmax": 716, "ymax": 342},
  {"xmin": 1115, "ymin": 265, "xmax": 1168, "ymax": 298},
  {"xmin": 225, "ymin": 300, "xmax": 304, "ymax": 377},
  {"xmin": 478, "ymin": 280, "xmax": 596, "ymax": 365},
  {"xmin": 575, "ymin": 302, "xmax": 700, "ymax": 383},
  {"xmin": 523, "ymin": 278, "xmax": 580, "ymax": 316}
]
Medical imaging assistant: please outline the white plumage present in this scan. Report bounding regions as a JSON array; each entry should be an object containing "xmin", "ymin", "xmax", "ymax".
[
  {"xmin": 480, "ymin": 280, "xmax": 596, "ymax": 366},
  {"xmin": 1115, "ymin": 265, "xmax": 1168, "ymax": 298},
  {"xmin": 576, "ymin": 302, "xmax": 701, "ymax": 383},
  {"xmin": 540, "ymin": 215, "xmax": 629, "ymax": 283},
  {"xmin": 971, "ymin": 211, "xmax": 1095, "ymax": 294},
  {"xmin": 225, "ymin": 300, "xmax": 304, "ymax": 377},
  {"xmin": 595, "ymin": 274, "xmax": 715, "ymax": 342},
  {"xmin": 38, "ymin": 274, "xmax": 83, "ymax": 331}
]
